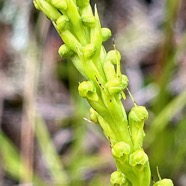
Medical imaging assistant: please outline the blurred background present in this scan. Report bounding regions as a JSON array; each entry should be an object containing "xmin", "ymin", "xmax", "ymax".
[{"xmin": 0, "ymin": 0, "xmax": 186, "ymax": 185}]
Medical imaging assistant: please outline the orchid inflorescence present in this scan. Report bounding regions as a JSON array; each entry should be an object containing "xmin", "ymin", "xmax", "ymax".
[{"xmin": 33, "ymin": 0, "xmax": 174, "ymax": 185}]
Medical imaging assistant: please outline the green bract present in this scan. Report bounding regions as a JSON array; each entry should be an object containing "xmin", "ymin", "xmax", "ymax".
[{"xmin": 34, "ymin": 0, "xmax": 174, "ymax": 185}]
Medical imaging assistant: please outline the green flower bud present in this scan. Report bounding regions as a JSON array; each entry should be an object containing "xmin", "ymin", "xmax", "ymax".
[
  {"xmin": 101, "ymin": 28, "xmax": 112, "ymax": 42},
  {"xmin": 129, "ymin": 149, "xmax": 148, "ymax": 167},
  {"xmin": 76, "ymin": 0, "xmax": 90, "ymax": 8},
  {"xmin": 153, "ymin": 179, "xmax": 174, "ymax": 186},
  {"xmin": 58, "ymin": 44, "xmax": 74, "ymax": 58},
  {"xmin": 90, "ymin": 108, "xmax": 98, "ymax": 123},
  {"xmin": 129, "ymin": 106, "xmax": 148, "ymax": 124},
  {"xmin": 56, "ymin": 15, "xmax": 69, "ymax": 31},
  {"xmin": 50, "ymin": 0, "xmax": 67, "ymax": 11},
  {"xmin": 106, "ymin": 50, "xmax": 121, "ymax": 65},
  {"xmin": 82, "ymin": 44, "xmax": 96, "ymax": 59},
  {"xmin": 112, "ymin": 141, "xmax": 130, "ymax": 158},
  {"xmin": 110, "ymin": 171, "xmax": 127, "ymax": 186},
  {"xmin": 81, "ymin": 16, "xmax": 96, "ymax": 27},
  {"xmin": 106, "ymin": 75, "xmax": 128, "ymax": 95},
  {"xmin": 34, "ymin": 0, "xmax": 61, "ymax": 21},
  {"xmin": 78, "ymin": 81, "xmax": 98, "ymax": 101}
]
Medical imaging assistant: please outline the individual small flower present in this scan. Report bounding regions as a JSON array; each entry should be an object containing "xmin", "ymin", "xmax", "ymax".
[
  {"xmin": 112, "ymin": 141, "xmax": 130, "ymax": 159},
  {"xmin": 153, "ymin": 179, "xmax": 174, "ymax": 186},
  {"xmin": 105, "ymin": 75, "xmax": 128, "ymax": 96},
  {"xmin": 106, "ymin": 50, "xmax": 121, "ymax": 65},
  {"xmin": 129, "ymin": 106, "xmax": 148, "ymax": 125},
  {"xmin": 58, "ymin": 44, "xmax": 74, "ymax": 58},
  {"xmin": 128, "ymin": 106, "xmax": 148, "ymax": 150},
  {"xmin": 110, "ymin": 171, "xmax": 128, "ymax": 186},
  {"xmin": 81, "ymin": 15, "xmax": 96, "ymax": 27},
  {"xmin": 129, "ymin": 149, "xmax": 148, "ymax": 167},
  {"xmin": 78, "ymin": 81, "xmax": 98, "ymax": 101}
]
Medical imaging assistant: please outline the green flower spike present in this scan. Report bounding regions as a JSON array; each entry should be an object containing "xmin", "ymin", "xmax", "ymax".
[
  {"xmin": 110, "ymin": 171, "xmax": 128, "ymax": 186},
  {"xmin": 153, "ymin": 179, "xmax": 174, "ymax": 186},
  {"xmin": 33, "ymin": 0, "xmax": 173, "ymax": 185},
  {"xmin": 129, "ymin": 106, "xmax": 148, "ymax": 150}
]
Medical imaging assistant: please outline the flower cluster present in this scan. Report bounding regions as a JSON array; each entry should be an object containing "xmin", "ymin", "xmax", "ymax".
[{"xmin": 33, "ymin": 0, "xmax": 173, "ymax": 185}]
